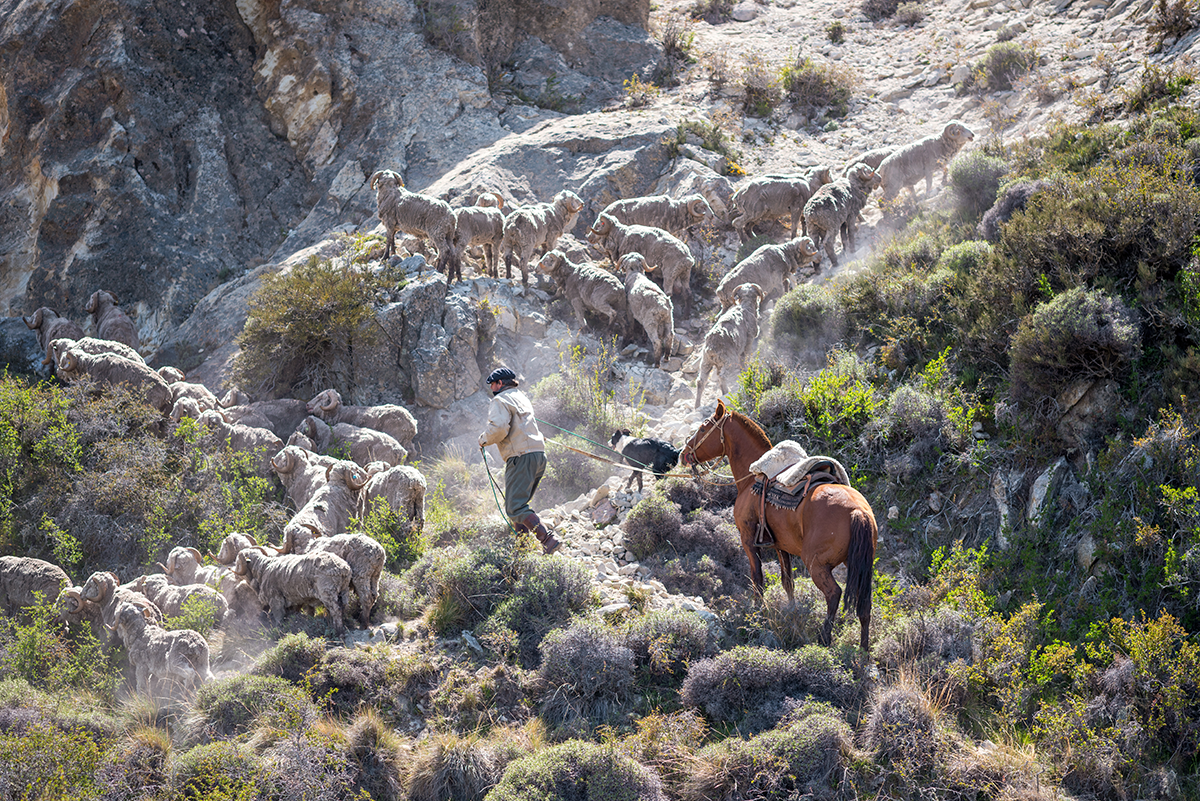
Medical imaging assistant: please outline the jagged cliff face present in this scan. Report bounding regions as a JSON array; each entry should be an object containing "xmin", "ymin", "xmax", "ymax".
[{"xmin": 0, "ymin": 0, "xmax": 656, "ymax": 347}]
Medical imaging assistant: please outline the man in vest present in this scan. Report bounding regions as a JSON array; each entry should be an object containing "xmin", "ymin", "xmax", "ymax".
[{"xmin": 478, "ymin": 367, "xmax": 560, "ymax": 554}]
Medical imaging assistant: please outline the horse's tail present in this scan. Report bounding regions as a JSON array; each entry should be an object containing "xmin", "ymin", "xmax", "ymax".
[{"xmin": 843, "ymin": 509, "xmax": 876, "ymax": 617}]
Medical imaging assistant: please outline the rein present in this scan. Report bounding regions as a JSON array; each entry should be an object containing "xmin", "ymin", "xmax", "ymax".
[{"xmin": 683, "ymin": 412, "xmax": 756, "ymax": 487}]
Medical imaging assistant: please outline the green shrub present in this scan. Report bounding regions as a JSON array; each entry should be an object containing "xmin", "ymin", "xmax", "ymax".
[
  {"xmin": 966, "ymin": 41, "xmax": 1038, "ymax": 92},
  {"xmin": 894, "ymin": 1, "xmax": 925, "ymax": 24},
  {"xmin": 252, "ymin": 632, "xmax": 329, "ymax": 684},
  {"xmin": 1123, "ymin": 60, "xmax": 1195, "ymax": 112},
  {"xmin": 861, "ymin": 0, "xmax": 901, "ymax": 20},
  {"xmin": 359, "ymin": 495, "xmax": 429, "ymax": 572},
  {"xmin": 173, "ymin": 741, "xmax": 264, "ymax": 799},
  {"xmin": 306, "ymin": 645, "xmax": 440, "ymax": 718},
  {"xmin": 680, "ymin": 645, "xmax": 858, "ymax": 732},
  {"xmin": 863, "ymin": 686, "xmax": 940, "ymax": 765},
  {"xmin": 625, "ymin": 609, "xmax": 713, "ymax": 679},
  {"xmin": 773, "ymin": 283, "xmax": 846, "ymax": 348},
  {"xmin": 826, "ymin": 20, "xmax": 845, "ymax": 43},
  {"xmin": 191, "ymin": 674, "xmax": 317, "ymax": 739},
  {"xmin": 0, "ymin": 720, "xmax": 109, "ymax": 800},
  {"xmin": 623, "ymin": 490, "xmax": 683, "ymax": 559},
  {"xmin": 230, "ymin": 255, "xmax": 380, "ymax": 400},
  {"xmin": 691, "ymin": 0, "xmax": 735, "ymax": 24},
  {"xmin": 936, "ymin": 240, "xmax": 993, "ymax": 276},
  {"xmin": 538, "ymin": 619, "xmax": 635, "ymax": 732},
  {"xmin": 949, "ymin": 150, "xmax": 1009, "ymax": 217},
  {"xmin": 1008, "ymin": 286, "xmax": 1141, "ymax": 403},
  {"xmin": 780, "ymin": 55, "xmax": 856, "ymax": 117},
  {"xmin": 485, "ymin": 740, "xmax": 665, "ymax": 801},
  {"xmin": 164, "ymin": 592, "xmax": 224, "ymax": 637},
  {"xmin": 94, "ymin": 726, "xmax": 172, "ymax": 801},
  {"xmin": 480, "ymin": 554, "xmax": 595, "ymax": 667},
  {"xmin": 407, "ymin": 728, "xmax": 532, "ymax": 801},
  {"xmin": 740, "ymin": 53, "xmax": 780, "ymax": 117},
  {"xmin": 532, "ymin": 339, "xmax": 638, "ymax": 442},
  {"xmin": 0, "ymin": 593, "xmax": 116, "ymax": 699}
]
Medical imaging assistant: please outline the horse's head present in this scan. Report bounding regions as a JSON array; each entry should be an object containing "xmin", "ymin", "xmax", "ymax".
[{"xmin": 681, "ymin": 399, "xmax": 730, "ymax": 467}]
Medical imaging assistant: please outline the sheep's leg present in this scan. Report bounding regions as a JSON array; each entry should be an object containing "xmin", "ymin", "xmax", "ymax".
[
  {"xmin": 571, "ymin": 299, "xmax": 588, "ymax": 329},
  {"xmin": 504, "ymin": 249, "xmax": 514, "ymax": 280},
  {"xmin": 925, "ymin": 170, "xmax": 935, "ymax": 197},
  {"xmin": 695, "ymin": 358, "xmax": 712, "ymax": 409},
  {"xmin": 789, "ymin": 210, "xmax": 801, "ymax": 240}
]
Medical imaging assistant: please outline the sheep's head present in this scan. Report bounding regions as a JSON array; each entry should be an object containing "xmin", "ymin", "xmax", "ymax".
[
  {"xmin": 687, "ymin": 195, "xmax": 715, "ymax": 222},
  {"xmin": 587, "ymin": 213, "xmax": 616, "ymax": 244},
  {"xmin": 288, "ymin": 430, "xmax": 317, "ymax": 451},
  {"xmin": 81, "ymin": 571, "xmax": 117, "ymax": 603},
  {"xmin": 307, "ymin": 389, "xmax": 341, "ymax": 416},
  {"xmin": 277, "ymin": 523, "xmax": 320, "ymax": 555},
  {"xmin": 476, "ymin": 191, "xmax": 504, "ymax": 209},
  {"xmin": 271, "ymin": 446, "xmax": 303, "ymax": 476},
  {"xmin": 85, "ymin": 290, "xmax": 118, "ymax": 315},
  {"xmin": 159, "ymin": 366, "xmax": 185, "ymax": 383},
  {"xmin": 219, "ymin": 388, "xmax": 250, "ymax": 408},
  {"xmin": 212, "ymin": 532, "xmax": 258, "ymax": 565},
  {"xmin": 198, "ymin": 409, "xmax": 230, "ymax": 431},
  {"xmin": 171, "ymin": 396, "xmax": 202, "ymax": 423},
  {"xmin": 327, "ymin": 461, "xmax": 369, "ymax": 491},
  {"xmin": 850, "ymin": 165, "xmax": 881, "ymax": 191},
  {"xmin": 369, "ymin": 170, "xmax": 404, "ymax": 191},
  {"xmin": 537, "ymin": 250, "xmax": 567, "ymax": 277},
  {"xmin": 56, "ymin": 350, "xmax": 83, "ymax": 380},
  {"xmin": 58, "ymin": 587, "xmax": 87, "ymax": 618},
  {"xmin": 619, "ymin": 253, "xmax": 651, "ymax": 274},
  {"xmin": 734, "ymin": 282, "xmax": 765, "ymax": 308},
  {"xmin": 944, "ymin": 121, "xmax": 975, "ymax": 146},
  {"xmin": 555, "ymin": 190, "xmax": 584, "ymax": 214},
  {"xmin": 231, "ymin": 548, "xmax": 268, "ymax": 579},
  {"xmin": 48, "ymin": 338, "xmax": 78, "ymax": 367}
]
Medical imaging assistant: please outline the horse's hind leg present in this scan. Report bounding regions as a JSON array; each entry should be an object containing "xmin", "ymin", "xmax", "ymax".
[
  {"xmin": 810, "ymin": 563, "xmax": 842, "ymax": 646},
  {"xmin": 777, "ymin": 550, "xmax": 795, "ymax": 602}
]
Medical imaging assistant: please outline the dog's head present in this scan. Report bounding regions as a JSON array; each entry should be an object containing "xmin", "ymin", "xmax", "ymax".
[{"xmin": 611, "ymin": 429, "xmax": 632, "ymax": 447}]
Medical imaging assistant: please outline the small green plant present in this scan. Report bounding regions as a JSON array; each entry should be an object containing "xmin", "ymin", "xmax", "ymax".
[
  {"xmin": 780, "ymin": 54, "xmax": 857, "ymax": 117},
  {"xmin": 653, "ymin": 14, "xmax": 695, "ymax": 86},
  {"xmin": 0, "ymin": 593, "xmax": 117, "ymax": 699},
  {"xmin": 358, "ymin": 495, "xmax": 429, "ymax": 571},
  {"xmin": 1123, "ymin": 60, "xmax": 1195, "ymax": 112},
  {"xmin": 741, "ymin": 53, "xmax": 781, "ymax": 117},
  {"xmin": 965, "ymin": 41, "xmax": 1039, "ymax": 93},
  {"xmin": 894, "ymin": 1, "xmax": 925, "ymax": 24},
  {"xmin": 532, "ymin": 338, "xmax": 640, "ymax": 440},
  {"xmin": 826, "ymin": 20, "xmax": 846, "ymax": 44},
  {"xmin": 1147, "ymin": 0, "xmax": 1196, "ymax": 50},
  {"xmin": 163, "ymin": 593, "xmax": 224, "ymax": 637},
  {"xmin": 623, "ymin": 74, "xmax": 660, "ymax": 108},
  {"xmin": 948, "ymin": 149, "xmax": 1009, "ymax": 216}
]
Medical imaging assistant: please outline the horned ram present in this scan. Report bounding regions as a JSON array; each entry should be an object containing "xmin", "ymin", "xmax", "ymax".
[
  {"xmin": 598, "ymin": 194, "xmax": 715, "ymax": 238},
  {"xmin": 281, "ymin": 460, "xmax": 369, "ymax": 543},
  {"xmin": 537, "ymin": 250, "xmax": 628, "ymax": 336},
  {"xmin": 271, "ymin": 445, "xmax": 340, "ymax": 509},
  {"xmin": 370, "ymin": 169, "xmax": 459, "ymax": 279},
  {"xmin": 730, "ymin": 166, "xmax": 832, "ymax": 241},
  {"xmin": 695, "ymin": 283, "xmax": 765, "ymax": 409},
  {"xmin": 618, "ymin": 253, "xmax": 675, "ymax": 367},
  {"xmin": 0, "ymin": 556, "xmax": 71, "ymax": 616},
  {"xmin": 85, "ymin": 289, "xmax": 140, "ymax": 352},
  {"xmin": 49, "ymin": 336, "xmax": 142, "ymax": 369},
  {"xmin": 716, "ymin": 236, "xmax": 820, "ymax": 310},
  {"xmin": 274, "ymin": 527, "xmax": 385, "ymax": 628},
  {"xmin": 288, "ymin": 415, "xmax": 407, "ymax": 468},
  {"xmin": 220, "ymin": 397, "xmax": 309, "ymax": 440},
  {"xmin": 500, "ymin": 190, "xmax": 585, "ymax": 286},
  {"xmin": 24, "ymin": 308, "xmax": 85, "ymax": 368},
  {"xmin": 306, "ymin": 389, "xmax": 418, "ymax": 450},
  {"xmin": 232, "ymin": 547, "xmax": 353, "ymax": 635},
  {"xmin": 359, "ymin": 463, "xmax": 428, "ymax": 533},
  {"xmin": 588, "ymin": 214, "xmax": 695, "ymax": 316},
  {"xmin": 57, "ymin": 350, "xmax": 172, "ymax": 413},
  {"xmin": 107, "ymin": 601, "xmax": 213, "ymax": 694}
]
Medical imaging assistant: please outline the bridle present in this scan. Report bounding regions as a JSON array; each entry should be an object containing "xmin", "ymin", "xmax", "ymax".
[{"xmin": 682, "ymin": 410, "xmax": 729, "ymax": 469}]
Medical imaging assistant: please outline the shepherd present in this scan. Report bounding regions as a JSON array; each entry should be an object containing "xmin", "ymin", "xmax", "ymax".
[
  {"xmin": 479, "ymin": 367, "xmax": 560, "ymax": 554},
  {"xmin": 681, "ymin": 400, "xmax": 878, "ymax": 650}
]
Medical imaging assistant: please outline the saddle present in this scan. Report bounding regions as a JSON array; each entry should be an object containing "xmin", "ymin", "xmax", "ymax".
[{"xmin": 747, "ymin": 441, "xmax": 851, "ymax": 547}]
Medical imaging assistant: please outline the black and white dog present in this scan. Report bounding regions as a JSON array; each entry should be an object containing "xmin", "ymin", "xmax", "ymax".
[{"xmin": 610, "ymin": 429, "xmax": 681, "ymax": 492}]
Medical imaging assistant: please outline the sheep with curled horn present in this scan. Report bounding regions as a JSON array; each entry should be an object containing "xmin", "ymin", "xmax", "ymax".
[
  {"xmin": 79, "ymin": 570, "xmax": 163, "ymax": 632},
  {"xmin": 231, "ymin": 546, "xmax": 353, "ymax": 635},
  {"xmin": 278, "ymin": 460, "xmax": 370, "ymax": 549},
  {"xmin": 598, "ymin": 193, "xmax": 717, "ymax": 239},
  {"xmin": 358, "ymin": 463, "xmax": 428, "ymax": 535},
  {"xmin": 0, "ymin": 556, "xmax": 71, "ymax": 618},
  {"xmin": 287, "ymin": 414, "xmax": 407, "ymax": 468},
  {"xmin": 24, "ymin": 308, "xmax": 85, "ymax": 368},
  {"xmin": 716, "ymin": 236, "xmax": 820, "ymax": 310},
  {"xmin": 587, "ymin": 214, "xmax": 695, "ymax": 317},
  {"xmin": 197, "ymin": 409, "xmax": 285, "ymax": 476},
  {"xmin": 219, "ymin": 396, "xmax": 308, "ymax": 440},
  {"xmin": 106, "ymin": 601, "xmax": 213, "ymax": 695},
  {"xmin": 500, "ymin": 189, "xmax": 585, "ymax": 286},
  {"xmin": 369, "ymin": 168, "xmax": 459, "ymax": 279},
  {"xmin": 280, "ymin": 526, "xmax": 386, "ymax": 628},
  {"xmin": 136, "ymin": 574, "xmax": 228, "ymax": 625},
  {"xmin": 158, "ymin": 546, "xmax": 221, "ymax": 587},
  {"xmin": 305, "ymin": 388, "xmax": 418, "ymax": 449},
  {"xmin": 209, "ymin": 532, "xmax": 274, "ymax": 566},
  {"xmin": 271, "ymin": 445, "xmax": 340, "ymax": 509},
  {"xmin": 57, "ymin": 349, "xmax": 173, "ymax": 413},
  {"xmin": 49, "ymin": 336, "xmax": 142, "ymax": 370},
  {"xmin": 452, "ymin": 192, "xmax": 506, "ymax": 277},
  {"xmin": 84, "ymin": 289, "xmax": 140, "ymax": 352},
  {"xmin": 618, "ymin": 253, "xmax": 675, "ymax": 367}
]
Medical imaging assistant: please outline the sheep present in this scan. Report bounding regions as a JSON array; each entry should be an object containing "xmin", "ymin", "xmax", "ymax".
[
  {"xmin": 85, "ymin": 289, "xmax": 140, "ymax": 352},
  {"xmin": 221, "ymin": 398, "xmax": 309, "ymax": 440},
  {"xmin": 453, "ymin": 193, "xmax": 506, "ymax": 277},
  {"xmin": 843, "ymin": 147, "xmax": 894, "ymax": 177},
  {"xmin": 369, "ymin": 169, "xmax": 459, "ymax": 279},
  {"xmin": 537, "ymin": 250, "xmax": 628, "ymax": 336},
  {"xmin": 23, "ymin": 308, "xmax": 85, "ymax": 368},
  {"xmin": 500, "ymin": 190, "xmax": 585, "ymax": 286},
  {"xmin": 281, "ymin": 459, "xmax": 369, "ymax": 543},
  {"xmin": 803, "ymin": 164, "xmax": 881, "ymax": 268},
  {"xmin": 587, "ymin": 214, "xmax": 695, "ymax": 316},
  {"xmin": 106, "ymin": 601, "xmax": 213, "ymax": 695},
  {"xmin": 158, "ymin": 366, "xmax": 185, "ymax": 383},
  {"xmin": 598, "ymin": 194, "xmax": 716, "ymax": 239},
  {"xmin": 359, "ymin": 463, "xmax": 427, "ymax": 533},
  {"xmin": 306, "ymin": 389, "xmax": 418, "ymax": 450},
  {"xmin": 271, "ymin": 445, "xmax": 340, "ymax": 509},
  {"xmin": 57, "ymin": 585, "xmax": 105, "ymax": 639},
  {"xmin": 878, "ymin": 120, "xmax": 976, "ymax": 202},
  {"xmin": 136, "ymin": 574, "xmax": 229, "ymax": 624},
  {"xmin": 231, "ymin": 547, "xmax": 353, "ymax": 635},
  {"xmin": 158, "ymin": 546, "xmax": 221, "ymax": 587},
  {"xmin": 49, "ymin": 336, "xmax": 142, "ymax": 369},
  {"xmin": 170, "ymin": 396, "xmax": 202, "ymax": 422},
  {"xmin": 219, "ymin": 388, "xmax": 251, "ymax": 408},
  {"xmin": 0, "ymin": 556, "xmax": 71, "ymax": 617},
  {"xmin": 730, "ymin": 166, "xmax": 833, "ymax": 241},
  {"xmin": 716, "ymin": 236, "xmax": 820, "ymax": 310},
  {"xmin": 169, "ymin": 380, "xmax": 220, "ymax": 413},
  {"xmin": 79, "ymin": 570, "xmax": 164, "ymax": 630},
  {"xmin": 288, "ymin": 415, "xmax": 407, "ymax": 468},
  {"xmin": 302, "ymin": 532, "xmax": 386, "ymax": 627},
  {"xmin": 695, "ymin": 283, "xmax": 765, "ymax": 409},
  {"xmin": 197, "ymin": 410, "xmax": 284, "ymax": 474},
  {"xmin": 57, "ymin": 349, "xmax": 172, "ymax": 412},
  {"xmin": 618, "ymin": 253, "xmax": 675, "ymax": 367},
  {"xmin": 209, "ymin": 532, "xmax": 270, "ymax": 566}
]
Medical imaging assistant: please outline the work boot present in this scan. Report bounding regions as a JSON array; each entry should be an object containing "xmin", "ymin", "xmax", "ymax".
[{"xmin": 531, "ymin": 522, "xmax": 560, "ymax": 555}]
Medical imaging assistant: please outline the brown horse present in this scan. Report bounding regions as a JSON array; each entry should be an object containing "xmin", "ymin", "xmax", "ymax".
[{"xmin": 681, "ymin": 399, "xmax": 878, "ymax": 650}]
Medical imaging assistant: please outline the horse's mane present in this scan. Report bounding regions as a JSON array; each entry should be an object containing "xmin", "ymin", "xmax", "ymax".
[{"xmin": 728, "ymin": 407, "xmax": 772, "ymax": 450}]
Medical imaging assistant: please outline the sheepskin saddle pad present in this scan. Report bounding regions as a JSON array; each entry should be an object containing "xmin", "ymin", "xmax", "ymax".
[{"xmin": 748, "ymin": 440, "xmax": 852, "ymax": 508}]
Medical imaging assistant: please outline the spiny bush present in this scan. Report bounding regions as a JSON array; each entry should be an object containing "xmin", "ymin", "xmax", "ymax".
[
  {"xmin": 359, "ymin": 495, "xmax": 430, "ymax": 573},
  {"xmin": 691, "ymin": 0, "xmax": 735, "ymax": 24},
  {"xmin": 625, "ymin": 609, "xmax": 713, "ymax": 680},
  {"xmin": 780, "ymin": 55, "xmax": 856, "ymax": 117},
  {"xmin": 306, "ymin": 645, "xmax": 441, "ymax": 719},
  {"xmin": 623, "ymin": 489, "xmax": 683, "ymax": 559},
  {"xmin": 252, "ymin": 631, "xmax": 328, "ymax": 684},
  {"xmin": 190, "ymin": 674, "xmax": 317, "ymax": 739},
  {"xmin": 686, "ymin": 702, "xmax": 851, "ymax": 800},
  {"xmin": 619, "ymin": 709, "xmax": 707, "ymax": 793},
  {"xmin": 863, "ymin": 685, "xmax": 941, "ymax": 767},
  {"xmin": 894, "ymin": 1, "xmax": 925, "ymax": 25},
  {"xmin": 485, "ymin": 739, "xmax": 666, "ymax": 801},
  {"xmin": 1123, "ymin": 60, "xmax": 1195, "ymax": 112},
  {"xmin": 230, "ymin": 255, "xmax": 380, "ymax": 400},
  {"xmin": 652, "ymin": 14, "xmax": 695, "ymax": 88},
  {"xmin": 949, "ymin": 149, "xmax": 1009, "ymax": 217},
  {"xmin": 532, "ymin": 339, "xmax": 638, "ymax": 442},
  {"xmin": 1008, "ymin": 286, "xmax": 1141, "ymax": 405},
  {"xmin": 680, "ymin": 645, "xmax": 858, "ymax": 732},
  {"xmin": 94, "ymin": 726, "xmax": 171, "ymax": 801},
  {"xmin": 826, "ymin": 20, "xmax": 846, "ymax": 43},
  {"xmin": 771, "ymin": 283, "xmax": 846, "ymax": 350},
  {"xmin": 480, "ymin": 554, "xmax": 595, "ymax": 667},
  {"xmin": 639, "ymin": 509, "xmax": 744, "ymax": 602},
  {"xmin": 172, "ymin": 740, "xmax": 264, "ymax": 799},
  {"xmin": 259, "ymin": 727, "xmax": 363, "ymax": 801},
  {"xmin": 538, "ymin": 618, "xmax": 634, "ymax": 732},
  {"xmin": 0, "ymin": 719, "xmax": 109, "ymax": 799},
  {"xmin": 407, "ymin": 727, "xmax": 535, "ymax": 801},
  {"xmin": 965, "ymin": 41, "xmax": 1039, "ymax": 92}
]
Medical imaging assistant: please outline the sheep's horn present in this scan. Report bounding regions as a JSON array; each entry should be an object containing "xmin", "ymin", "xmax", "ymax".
[
  {"xmin": 85, "ymin": 293, "xmax": 97, "ymax": 314},
  {"xmin": 348, "ymin": 469, "xmax": 369, "ymax": 491},
  {"xmin": 369, "ymin": 170, "xmax": 384, "ymax": 190},
  {"xmin": 136, "ymin": 576, "xmax": 145, "ymax": 592},
  {"xmin": 108, "ymin": 291, "xmax": 120, "ymax": 305},
  {"xmin": 23, "ymin": 310, "xmax": 43, "ymax": 329},
  {"xmin": 206, "ymin": 551, "xmax": 219, "ymax": 562},
  {"xmin": 255, "ymin": 546, "xmax": 271, "ymax": 555},
  {"xmin": 490, "ymin": 192, "xmax": 504, "ymax": 209},
  {"xmin": 187, "ymin": 547, "xmax": 201, "ymax": 564},
  {"xmin": 141, "ymin": 607, "xmax": 154, "ymax": 620},
  {"xmin": 301, "ymin": 523, "xmax": 322, "ymax": 538},
  {"xmin": 60, "ymin": 351, "xmax": 78, "ymax": 372},
  {"xmin": 320, "ymin": 394, "xmax": 337, "ymax": 413},
  {"xmin": 689, "ymin": 197, "xmax": 706, "ymax": 216},
  {"xmin": 104, "ymin": 620, "xmax": 116, "ymax": 632}
]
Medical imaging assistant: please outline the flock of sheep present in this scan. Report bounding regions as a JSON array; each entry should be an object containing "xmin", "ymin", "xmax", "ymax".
[{"xmin": 371, "ymin": 120, "xmax": 975, "ymax": 406}]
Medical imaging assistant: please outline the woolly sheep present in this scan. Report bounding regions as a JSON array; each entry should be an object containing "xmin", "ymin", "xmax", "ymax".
[
  {"xmin": 731, "ymin": 166, "xmax": 832, "ymax": 240},
  {"xmin": 842, "ymin": 147, "xmax": 894, "ymax": 177},
  {"xmin": 169, "ymin": 380, "xmax": 220, "ymax": 413},
  {"xmin": 588, "ymin": 214, "xmax": 695, "ymax": 317},
  {"xmin": 271, "ymin": 445, "xmax": 340, "ymax": 509},
  {"xmin": 598, "ymin": 194, "xmax": 716, "ymax": 239},
  {"xmin": 306, "ymin": 389, "xmax": 418, "ymax": 449},
  {"xmin": 369, "ymin": 169, "xmax": 459, "ymax": 279},
  {"xmin": 803, "ymin": 164, "xmax": 881, "ymax": 268},
  {"xmin": 24, "ymin": 308, "xmax": 85, "ymax": 367},
  {"xmin": 107, "ymin": 601, "xmax": 214, "ymax": 694},
  {"xmin": 453, "ymin": 193, "xmax": 506, "ymax": 277},
  {"xmin": 158, "ymin": 546, "xmax": 220, "ymax": 587},
  {"xmin": 279, "ymin": 459, "xmax": 369, "ymax": 545},
  {"xmin": 198, "ymin": 409, "xmax": 285, "ymax": 474},
  {"xmin": 716, "ymin": 236, "xmax": 820, "ymax": 310},
  {"xmin": 49, "ymin": 336, "xmax": 142, "ymax": 369},
  {"xmin": 695, "ymin": 283, "xmax": 765, "ymax": 409},
  {"xmin": 618, "ymin": 253, "xmax": 674, "ymax": 367},
  {"xmin": 57, "ymin": 349, "xmax": 172, "ymax": 412},
  {"xmin": 303, "ymin": 531, "xmax": 386, "ymax": 627},
  {"xmin": 231, "ymin": 547, "xmax": 353, "ymax": 635},
  {"xmin": 288, "ymin": 415, "xmax": 407, "ymax": 468},
  {"xmin": 85, "ymin": 289, "xmax": 140, "ymax": 352},
  {"xmin": 221, "ymin": 398, "xmax": 309, "ymax": 440},
  {"xmin": 537, "ymin": 250, "xmax": 628, "ymax": 336},
  {"xmin": 79, "ymin": 570, "xmax": 164, "ymax": 630},
  {"xmin": 0, "ymin": 556, "xmax": 71, "ymax": 617},
  {"xmin": 359, "ymin": 463, "xmax": 428, "ymax": 533},
  {"xmin": 500, "ymin": 190, "xmax": 585, "ymax": 286},
  {"xmin": 158, "ymin": 365, "xmax": 185, "ymax": 383},
  {"xmin": 136, "ymin": 574, "xmax": 228, "ymax": 624},
  {"xmin": 878, "ymin": 121, "xmax": 975, "ymax": 201},
  {"xmin": 210, "ymin": 532, "xmax": 272, "ymax": 566}
]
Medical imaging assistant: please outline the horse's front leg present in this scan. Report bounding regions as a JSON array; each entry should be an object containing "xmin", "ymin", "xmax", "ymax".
[
  {"xmin": 810, "ymin": 563, "xmax": 842, "ymax": 646},
  {"xmin": 777, "ymin": 549, "xmax": 795, "ymax": 602},
  {"xmin": 740, "ymin": 541, "xmax": 766, "ymax": 596}
]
